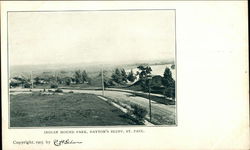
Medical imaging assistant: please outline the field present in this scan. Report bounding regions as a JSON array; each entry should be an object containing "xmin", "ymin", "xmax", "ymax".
[{"xmin": 10, "ymin": 92, "xmax": 139, "ymax": 127}]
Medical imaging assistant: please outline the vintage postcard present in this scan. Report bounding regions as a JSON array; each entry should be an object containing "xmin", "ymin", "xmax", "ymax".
[
  {"xmin": 1, "ymin": 1, "xmax": 249, "ymax": 150},
  {"xmin": 8, "ymin": 9, "xmax": 176, "ymax": 128}
]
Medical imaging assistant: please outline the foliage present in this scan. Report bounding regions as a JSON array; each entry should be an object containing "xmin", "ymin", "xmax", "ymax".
[
  {"xmin": 127, "ymin": 70, "xmax": 137, "ymax": 82},
  {"xmin": 163, "ymin": 87, "xmax": 175, "ymax": 99},
  {"xmin": 130, "ymin": 104, "xmax": 147, "ymax": 121},
  {"xmin": 87, "ymin": 78, "xmax": 92, "ymax": 85},
  {"xmin": 120, "ymin": 69, "xmax": 127, "ymax": 82},
  {"xmin": 50, "ymin": 84, "xmax": 58, "ymax": 88},
  {"xmin": 98, "ymin": 70, "xmax": 110, "ymax": 87},
  {"xmin": 10, "ymin": 81, "xmax": 21, "ymax": 87},
  {"xmin": 10, "ymin": 76, "xmax": 29, "ymax": 87},
  {"xmin": 162, "ymin": 67, "xmax": 175, "ymax": 88},
  {"xmin": 74, "ymin": 70, "xmax": 82, "ymax": 84},
  {"xmin": 56, "ymin": 76, "xmax": 64, "ymax": 84},
  {"xmin": 55, "ymin": 88, "xmax": 63, "ymax": 93},
  {"xmin": 134, "ymin": 65, "xmax": 152, "ymax": 91},
  {"xmin": 13, "ymin": 76, "xmax": 27, "ymax": 83},
  {"xmin": 139, "ymin": 78, "xmax": 148, "ymax": 91},
  {"xmin": 111, "ymin": 68, "xmax": 123, "ymax": 84},
  {"xmin": 34, "ymin": 77, "xmax": 40, "ymax": 85},
  {"xmin": 162, "ymin": 67, "xmax": 175, "ymax": 99},
  {"xmin": 64, "ymin": 77, "xmax": 71, "ymax": 86},
  {"xmin": 24, "ymin": 83, "xmax": 31, "ymax": 88},
  {"xmin": 74, "ymin": 70, "xmax": 89, "ymax": 84},
  {"xmin": 151, "ymin": 75, "xmax": 163, "ymax": 88},
  {"xmin": 137, "ymin": 65, "xmax": 152, "ymax": 79},
  {"xmin": 81, "ymin": 70, "xmax": 88, "ymax": 83},
  {"xmin": 107, "ymin": 80, "xmax": 117, "ymax": 86},
  {"xmin": 171, "ymin": 64, "xmax": 175, "ymax": 69},
  {"xmin": 48, "ymin": 89, "xmax": 53, "ymax": 92}
]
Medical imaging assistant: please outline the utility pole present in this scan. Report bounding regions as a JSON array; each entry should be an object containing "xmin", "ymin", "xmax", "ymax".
[
  {"xmin": 55, "ymin": 71, "xmax": 57, "ymax": 83},
  {"xmin": 30, "ymin": 71, "xmax": 33, "ymax": 89},
  {"xmin": 147, "ymin": 75, "xmax": 152, "ymax": 122},
  {"xmin": 101, "ymin": 67, "xmax": 104, "ymax": 96},
  {"xmin": 148, "ymin": 81, "xmax": 151, "ymax": 122}
]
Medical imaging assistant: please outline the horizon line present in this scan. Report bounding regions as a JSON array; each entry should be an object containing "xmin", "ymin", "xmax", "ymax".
[{"xmin": 10, "ymin": 59, "xmax": 175, "ymax": 67}]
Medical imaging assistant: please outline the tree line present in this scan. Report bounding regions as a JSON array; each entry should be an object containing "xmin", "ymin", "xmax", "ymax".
[
  {"xmin": 10, "ymin": 65, "xmax": 175, "ymax": 99},
  {"xmin": 105, "ymin": 65, "xmax": 175, "ymax": 99}
]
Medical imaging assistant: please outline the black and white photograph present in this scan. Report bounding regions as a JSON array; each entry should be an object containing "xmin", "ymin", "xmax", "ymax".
[
  {"xmin": 2, "ymin": 1, "xmax": 248, "ymax": 150},
  {"xmin": 8, "ymin": 10, "xmax": 176, "ymax": 127}
]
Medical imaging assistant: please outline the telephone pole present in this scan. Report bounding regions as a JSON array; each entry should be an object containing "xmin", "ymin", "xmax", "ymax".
[
  {"xmin": 147, "ymin": 75, "xmax": 152, "ymax": 122},
  {"xmin": 148, "ymin": 82, "xmax": 151, "ymax": 122},
  {"xmin": 30, "ymin": 71, "xmax": 33, "ymax": 89},
  {"xmin": 101, "ymin": 67, "xmax": 104, "ymax": 96},
  {"xmin": 55, "ymin": 71, "xmax": 57, "ymax": 83}
]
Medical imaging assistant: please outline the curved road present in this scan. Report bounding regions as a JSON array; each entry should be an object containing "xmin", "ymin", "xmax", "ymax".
[{"xmin": 10, "ymin": 88, "xmax": 176, "ymax": 125}]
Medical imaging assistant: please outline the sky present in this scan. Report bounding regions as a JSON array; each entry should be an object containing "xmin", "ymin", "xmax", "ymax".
[{"xmin": 8, "ymin": 10, "xmax": 175, "ymax": 66}]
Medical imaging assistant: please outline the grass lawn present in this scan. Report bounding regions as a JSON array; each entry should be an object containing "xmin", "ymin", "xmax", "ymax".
[{"xmin": 10, "ymin": 92, "xmax": 139, "ymax": 127}]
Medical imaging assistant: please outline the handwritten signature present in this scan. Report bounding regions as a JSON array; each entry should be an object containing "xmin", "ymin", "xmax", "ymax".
[{"xmin": 54, "ymin": 139, "xmax": 83, "ymax": 146}]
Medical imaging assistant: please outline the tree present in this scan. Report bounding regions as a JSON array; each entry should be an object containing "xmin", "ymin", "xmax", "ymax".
[
  {"xmin": 162, "ymin": 67, "xmax": 174, "ymax": 87},
  {"xmin": 137, "ymin": 65, "xmax": 152, "ymax": 91},
  {"xmin": 34, "ymin": 77, "xmax": 40, "ymax": 85},
  {"xmin": 74, "ymin": 70, "xmax": 82, "ymax": 84},
  {"xmin": 162, "ymin": 67, "xmax": 175, "ymax": 99},
  {"xmin": 64, "ymin": 77, "xmax": 71, "ymax": 86},
  {"xmin": 127, "ymin": 69, "xmax": 137, "ymax": 82},
  {"xmin": 121, "ymin": 68, "xmax": 127, "ymax": 82},
  {"xmin": 171, "ymin": 64, "xmax": 175, "ymax": 69},
  {"xmin": 111, "ymin": 68, "xmax": 123, "ymax": 84},
  {"xmin": 81, "ymin": 70, "xmax": 88, "ymax": 83},
  {"xmin": 137, "ymin": 65, "xmax": 152, "ymax": 79},
  {"xmin": 56, "ymin": 76, "xmax": 64, "ymax": 84},
  {"xmin": 71, "ymin": 77, "xmax": 76, "ymax": 83}
]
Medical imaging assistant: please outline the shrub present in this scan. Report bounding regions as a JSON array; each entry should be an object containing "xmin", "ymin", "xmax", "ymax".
[
  {"xmin": 163, "ymin": 87, "xmax": 175, "ymax": 100},
  {"xmin": 50, "ymin": 84, "xmax": 58, "ymax": 88},
  {"xmin": 130, "ymin": 104, "xmax": 147, "ymax": 121},
  {"xmin": 55, "ymin": 89, "xmax": 63, "ymax": 93},
  {"xmin": 24, "ymin": 83, "xmax": 31, "ymax": 88},
  {"xmin": 10, "ymin": 82, "xmax": 19, "ymax": 88},
  {"xmin": 151, "ymin": 75, "xmax": 163, "ymax": 87},
  {"xmin": 107, "ymin": 80, "xmax": 117, "ymax": 86}
]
